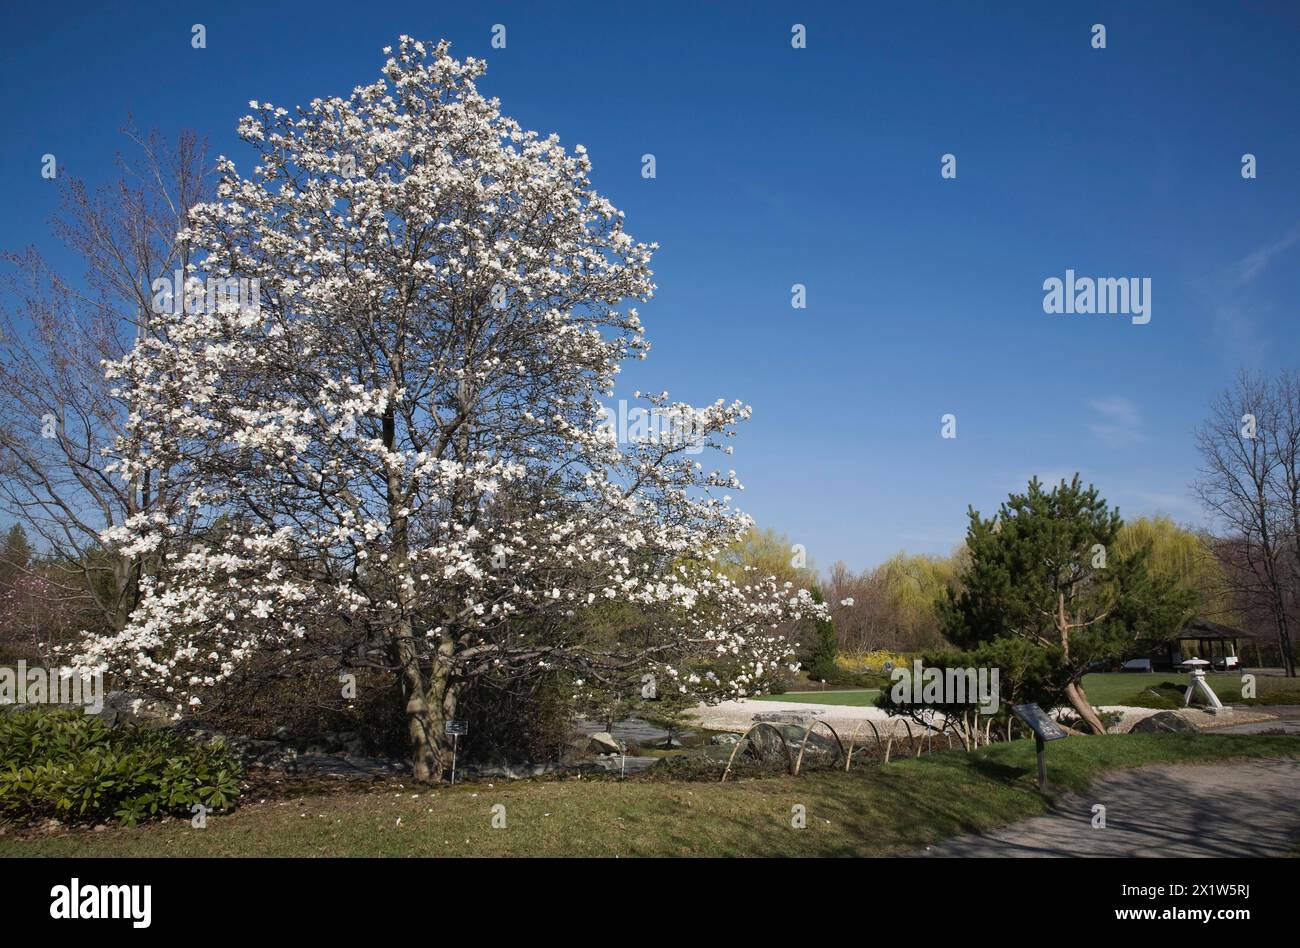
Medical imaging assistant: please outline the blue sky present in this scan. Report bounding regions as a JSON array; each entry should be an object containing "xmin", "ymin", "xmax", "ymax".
[{"xmin": 2, "ymin": 1, "xmax": 1298, "ymax": 572}]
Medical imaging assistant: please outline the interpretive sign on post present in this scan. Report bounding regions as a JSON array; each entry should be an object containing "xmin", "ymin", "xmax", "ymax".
[{"xmin": 1011, "ymin": 703, "xmax": 1067, "ymax": 791}]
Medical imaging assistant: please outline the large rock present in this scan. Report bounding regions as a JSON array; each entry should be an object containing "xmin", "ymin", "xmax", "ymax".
[
  {"xmin": 1128, "ymin": 710, "xmax": 1197, "ymax": 734},
  {"xmin": 752, "ymin": 710, "xmax": 816, "ymax": 726},
  {"xmin": 588, "ymin": 731, "xmax": 622, "ymax": 755},
  {"xmin": 93, "ymin": 691, "xmax": 166, "ymax": 726},
  {"xmin": 744, "ymin": 724, "xmax": 792, "ymax": 762}
]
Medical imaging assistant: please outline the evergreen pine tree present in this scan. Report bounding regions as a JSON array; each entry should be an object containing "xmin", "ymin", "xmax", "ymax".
[
  {"xmin": 939, "ymin": 476, "xmax": 1191, "ymax": 733},
  {"xmin": 805, "ymin": 587, "xmax": 839, "ymax": 682}
]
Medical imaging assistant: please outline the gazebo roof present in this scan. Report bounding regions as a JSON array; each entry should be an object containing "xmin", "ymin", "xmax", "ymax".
[{"xmin": 1170, "ymin": 617, "xmax": 1257, "ymax": 641}]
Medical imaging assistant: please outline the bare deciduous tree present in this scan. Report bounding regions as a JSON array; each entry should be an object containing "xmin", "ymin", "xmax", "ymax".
[
  {"xmin": 1195, "ymin": 369, "xmax": 1298, "ymax": 676},
  {"xmin": 0, "ymin": 124, "xmax": 212, "ymax": 633}
]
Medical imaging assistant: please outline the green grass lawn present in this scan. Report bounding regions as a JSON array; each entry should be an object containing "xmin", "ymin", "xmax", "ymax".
[
  {"xmin": 752, "ymin": 689, "xmax": 880, "ymax": 706},
  {"xmin": 3, "ymin": 732, "xmax": 1296, "ymax": 857},
  {"xmin": 1080, "ymin": 672, "xmax": 1259, "ymax": 707},
  {"xmin": 751, "ymin": 672, "xmax": 1299, "ymax": 711},
  {"xmin": 745, "ymin": 672, "xmax": 1293, "ymax": 710}
]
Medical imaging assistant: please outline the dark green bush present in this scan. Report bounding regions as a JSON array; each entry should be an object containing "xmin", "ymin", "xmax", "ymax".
[
  {"xmin": 1124, "ymin": 687, "xmax": 1182, "ymax": 710},
  {"xmin": 801, "ymin": 588, "xmax": 839, "ymax": 682},
  {"xmin": 195, "ymin": 660, "xmax": 409, "ymax": 757},
  {"xmin": 1237, "ymin": 690, "xmax": 1300, "ymax": 706},
  {"xmin": 0, "ymin": 708, "xmax": 242, "ymax": 826},
  {"xmin": 459, "ymin": 673, "xmax": 579, "ymax": 764}
]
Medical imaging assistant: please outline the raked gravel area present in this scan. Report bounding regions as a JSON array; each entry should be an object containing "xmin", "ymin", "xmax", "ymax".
[
  {"xmin": 692, "ymin": 697, "xmax": 924, "ymax": 735},
  {"xmin": 691, "ymin": 697, "xmax": 1280, "ymax": 736}
]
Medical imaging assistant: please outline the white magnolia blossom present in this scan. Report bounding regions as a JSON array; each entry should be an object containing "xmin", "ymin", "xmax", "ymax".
[{"xmin": 74, "ymin": 38, "xmax": 823, "ymax": 778}]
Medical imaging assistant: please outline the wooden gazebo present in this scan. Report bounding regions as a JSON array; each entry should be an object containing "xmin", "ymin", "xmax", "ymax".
[{"xmin": 1150, "ymin": 617, "xmax": 1257, "ymax": 671}]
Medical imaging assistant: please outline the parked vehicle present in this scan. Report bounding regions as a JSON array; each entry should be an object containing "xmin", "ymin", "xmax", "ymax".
[{"xmin": 1121, "ymin": 658, "xmax": 1153, "ymax": 673}]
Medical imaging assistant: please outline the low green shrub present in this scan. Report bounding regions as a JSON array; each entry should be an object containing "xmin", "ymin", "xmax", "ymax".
[
  {"xmin": 1244, "ymin": 691, "xmax": 1300, "ymax": 705},
  {"xmin": 1098, "ymin": 709, "xmax": 1126, "ymax": 730},
  {"xmin": 1124, "ymin": 687, "xmax": 1182, "ymax": 710},
  {"xmin": 0, "ymin": 708, "xmax": 242, "ymax": 826}
]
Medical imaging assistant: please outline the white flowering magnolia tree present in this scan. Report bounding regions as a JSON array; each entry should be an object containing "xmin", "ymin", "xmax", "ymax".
[{"xmin": 75, "ymin": 38, "xmax": 822, "ymax": 781}]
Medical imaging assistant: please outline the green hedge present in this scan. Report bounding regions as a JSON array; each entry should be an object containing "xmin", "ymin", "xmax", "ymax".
[{"xmin": 0, "ymin": 708, "xmax": 242, "ymax": 826}]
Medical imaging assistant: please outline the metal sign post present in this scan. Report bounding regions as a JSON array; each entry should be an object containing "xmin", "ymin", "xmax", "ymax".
[
  {"xmin": 445, "ymin": 721, "xmax": 467, "ymax": 784},
  {"xmin": 1011, "ymin": 703, "xmax": 1069, "ymax": 792}
]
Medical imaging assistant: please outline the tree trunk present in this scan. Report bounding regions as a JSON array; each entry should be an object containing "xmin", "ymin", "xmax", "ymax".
[
  {"xmin": 405, "ymin": 687, "xmax": 441, "ymax": 782},
  {"xmin": 382, "ymin": 396, "xmax": 459, "ymax": 781},
  {"xmin": 397, "ymin": 629, "xmax": 439, "ymax": 781},
  {"xmin": 402, "ymin": 674, "xmax": 460, "ymax": 781},
  {"xmin": 398, "ymin": 640, "xmax": 459, "ymax": 782},
  {"xmin": 1064, "ymin": 680, "xmax": 1107, "ymax": 734},
  {"xmin": 1057, "ymin": 593, "xmax": 1107, "ymax": 734},
  {"xmin": 1258, "ymin": 550, "xmax": 1297, "ymax": 677},
  {"xmin": 1271, "ymin": 602, "xmax": 1296, "ymax": 677}
]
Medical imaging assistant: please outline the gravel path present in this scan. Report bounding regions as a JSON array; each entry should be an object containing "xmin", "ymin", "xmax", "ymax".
[{"xmin": 921, "ymin": 757, "xmax": 1300, "ymax": 857}]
